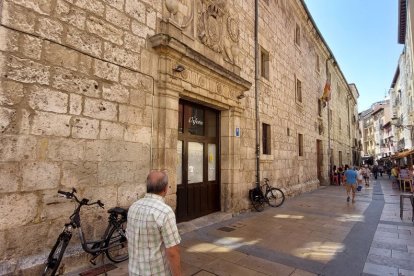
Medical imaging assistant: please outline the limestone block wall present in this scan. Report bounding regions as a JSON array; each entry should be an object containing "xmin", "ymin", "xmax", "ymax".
[
  {"xmin": 0, "ymin": 0, "xmax": 158, "ymax": 272},
  {"xmin": 233, "ymin": 0, "xmax": 351, "ymax": 200},
  {"xmin": 0, "ymin": 0, "xmax": 358, "ymax": 273}
]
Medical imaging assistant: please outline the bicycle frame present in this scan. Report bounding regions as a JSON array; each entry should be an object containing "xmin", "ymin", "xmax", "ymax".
[
  {"xmin": 43, "ymin": 189, "xmax": 128, "ymax": 276},
  {"xmin": 257, "ymin": 181, "xmax": 271, "ymax": 199},
  {"xmin": 58, "ymin": 190, "xmax": 126, "ymax": 256}
]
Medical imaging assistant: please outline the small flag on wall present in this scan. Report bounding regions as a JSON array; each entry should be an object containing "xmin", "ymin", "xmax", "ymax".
[{"xmin": 322, "ymin": 81, "xmax": 331, "ymax": 101}]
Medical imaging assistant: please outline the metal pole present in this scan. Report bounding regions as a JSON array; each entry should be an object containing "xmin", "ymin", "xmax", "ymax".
[
  {"xmin": 254, "ymin": 0, "xmax": 261, "ymax": 188},
  {"xmin": 328, "ymin": 100, "xmax": 331, "ymax": 185},
  {"xmin": 326, "ymin": 58, "xmax": 331, "ymax": 185}
]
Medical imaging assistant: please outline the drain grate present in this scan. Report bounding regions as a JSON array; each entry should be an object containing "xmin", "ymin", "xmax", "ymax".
[
  {"xmin": 192, "ymin": 269, "xmax": 218, "ymax": 275},
  {"xmin": 217, "ymin": 226, "xmax": 235, "ymax": 232},
  {"xmin": 79, "ymin": 264, "xmax": 117, "ymax": 276}
]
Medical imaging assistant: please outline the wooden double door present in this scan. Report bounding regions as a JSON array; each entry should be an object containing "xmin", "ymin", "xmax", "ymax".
[{"xmin": 176, "ymin": 100, "xmax": 220, "ymax": 222}]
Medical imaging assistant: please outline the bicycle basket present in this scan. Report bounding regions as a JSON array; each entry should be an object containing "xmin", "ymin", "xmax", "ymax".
[{"xmin": 249, "ymin": 187, "xmax": 263, "ymax": 201}]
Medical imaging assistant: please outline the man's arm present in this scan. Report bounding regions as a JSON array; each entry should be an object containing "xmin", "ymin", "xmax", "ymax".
[{"xmin": 166, "ymin": 245, "xmax": 181, "ymax": 276}]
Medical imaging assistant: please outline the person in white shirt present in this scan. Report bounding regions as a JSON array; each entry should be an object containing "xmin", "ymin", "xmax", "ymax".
[{"xmin": 127, "ymin": 171, "xmax": 181, "ymax": 276}]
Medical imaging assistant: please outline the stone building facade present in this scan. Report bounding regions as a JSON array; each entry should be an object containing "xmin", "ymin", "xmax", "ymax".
[
  {"xmin": 360, "ymin": 100, "xmax": 391, "ymax": 158},
  {"xmin": 0, "ymin": 0, "xmax": 358, "ymax": 273},
  {"xmin": 388, "ymin": 0, "xmax": 414, "ymax": 153}
]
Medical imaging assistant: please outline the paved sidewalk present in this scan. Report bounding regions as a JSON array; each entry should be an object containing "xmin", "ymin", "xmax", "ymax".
[{"xmin": 78, "ymin": 177, "xmax": 413, "ymax": 276}]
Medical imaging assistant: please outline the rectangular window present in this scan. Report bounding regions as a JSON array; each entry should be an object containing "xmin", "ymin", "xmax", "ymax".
[
  {"xmin": 339, "ymin": 151, "xmax": 343, "ymax": 166},
  {"xmin": 318, "ymin": 99, "xmax": 322, "ymax": 117},
  {"xmin": 316, "ymin": 54, "xmax": 320, "ymax": 72},
  {"xmin": 339, "ymin": 117, "xmax": 342, "ymax": 131},
  {"xmin": 295, "ymin": 23, "xmax": 301, "ymax": 45},
  {"xmin": 262, "ymin": 123, "xmax": 271, "ymax": 155},
  {"xmin": 287, "ymin": 127, "xmax": 290, "ymax": 136},
  {"xmin": 295, "ymin": 77, "xmax": 302, "ymax": 103},
  {"xmin": 260, "ymin": 48, "xmax": 269, "ymax": 80},
  {"xmin": 298, "ymin": 133, "xmax": 303, "ymax": 156}
]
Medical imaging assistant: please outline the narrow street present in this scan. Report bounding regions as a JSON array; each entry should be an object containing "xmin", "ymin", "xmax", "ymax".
[{"xmin": 76, "ymin": 176, "xmax": 414, "ymax": 276}]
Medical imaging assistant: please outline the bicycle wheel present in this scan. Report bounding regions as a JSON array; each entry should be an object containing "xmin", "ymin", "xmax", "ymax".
[
  {"xmin": 266, "ymin": 188, "xmax": 285, "ymax": 207},
  {"xmin": 42, "ymin": 233, "xmax": 71, "ymax": 276},
  {"xmin": 105, "ymin": 220, "xmax": 128, "ymax": 263},
  {"xmin": 250, "ymin": 191, "xmax": 265, "ymax": 212}
]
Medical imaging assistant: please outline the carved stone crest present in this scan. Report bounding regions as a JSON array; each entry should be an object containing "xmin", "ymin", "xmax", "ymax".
[
  {"xmin": 197, "ymin": 0, "xmax": 240, "ymax": 64},
  {"xmin": 164, "ymin": 0, "xmax": 194, "ymax": 30}
]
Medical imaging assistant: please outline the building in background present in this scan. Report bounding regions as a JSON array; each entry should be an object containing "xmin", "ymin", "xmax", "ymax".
[
  {"xmin": 359, "ymin": 100, "xmax": 391, "ymax": 163},
  {"xmin": 388, "ymin": 0, "xmax": 414, "ymax": 155},
  {"xmin": 349, "ymin": 84, "xmax": 362, "ymax": 165}
]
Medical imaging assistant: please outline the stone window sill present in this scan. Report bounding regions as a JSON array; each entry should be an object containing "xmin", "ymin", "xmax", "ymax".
[{"xmin": 260, "ymin": 154, "xmax": 274, "ymax": 162}]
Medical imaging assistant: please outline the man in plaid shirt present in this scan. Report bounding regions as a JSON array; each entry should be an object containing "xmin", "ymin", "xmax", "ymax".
[{"xmin": 127, "ymin": 171, "xmax": 181, "ymax": 276}]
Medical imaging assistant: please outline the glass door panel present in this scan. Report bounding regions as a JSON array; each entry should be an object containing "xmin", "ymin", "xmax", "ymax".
[
  {"xmin": 185, "ymin": 106, "xmax": 204, "ymax": 136},
  {"xmin": 188, "ymin": 142, "xmax": 203, "ymax": 184},
  {"xmin": 208, "ymin": 144, "xmax": 216, "ymax": 181},
  {"xmin": 176, "ymin": 140, "xmax": 183, "ymax": 185}
]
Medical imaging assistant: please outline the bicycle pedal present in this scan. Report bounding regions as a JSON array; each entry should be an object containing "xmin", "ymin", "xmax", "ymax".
[{"xmin": 89, "ymin": 257, "xmax": 97, "ymax": 265}]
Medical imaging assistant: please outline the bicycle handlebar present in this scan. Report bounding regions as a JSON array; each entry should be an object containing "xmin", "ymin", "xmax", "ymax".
[{"xmin": 57, "ymin": 189, "xmax": 104, "ymax": 208}]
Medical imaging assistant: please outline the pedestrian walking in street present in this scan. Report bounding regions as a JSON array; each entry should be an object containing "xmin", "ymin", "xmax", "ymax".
[
  {"xmin": 378, "ymin": 164, "xmax": 384, "ymax": 177},
  {"xmin": 372, "ymin": 165, "xmax": 379, "ymax": 180},
  {"xmin": 362, "ymin": 165, "xmax": 371, "ymax": 187},
  {"xmin": 391, "ymin": 165, "xmax": 399, "ymax": 188},
  {"xmin": 338, "ymin": 166, "xmax": 344, "ymax": 185},
  {"xmin": 386, "ymin": 165, "xmax": 392, "ymax": 179},
  {"xmin": 344, "ymin": 165, "xmax": 358, "ymax": 203},
  {"xmin": 127, "ymin": 171, "xmax": 182, "ymax": 276}
]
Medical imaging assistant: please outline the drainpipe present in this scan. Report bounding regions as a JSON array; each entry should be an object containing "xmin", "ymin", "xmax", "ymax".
[
  {"xmin": 254, "ymin": 0, "xmax": 261, "ymax": 188},
  {"xmin": 326, "ymin": 57, "xmax": 332, "ymax": 185}
]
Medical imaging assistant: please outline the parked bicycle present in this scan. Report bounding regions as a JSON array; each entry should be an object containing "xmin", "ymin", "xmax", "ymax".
[
  {"xmin": 249, "ymin": 178, "xmax": 285, "ymax": 211},
  {"xmin": 42, "ymin": 188, "xmax": 128, "ymax": 276}
]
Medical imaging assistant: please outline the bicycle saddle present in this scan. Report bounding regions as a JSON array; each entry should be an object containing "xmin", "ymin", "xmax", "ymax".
[{"xmin": 108, "ymin": 207, "xmax": 128, "ymax": 216}]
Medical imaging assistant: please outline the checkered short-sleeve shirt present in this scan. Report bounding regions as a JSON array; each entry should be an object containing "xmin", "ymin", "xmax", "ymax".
[{"xmin": 127, "ymin": 193, "xmax": 181, "ymax": 276}]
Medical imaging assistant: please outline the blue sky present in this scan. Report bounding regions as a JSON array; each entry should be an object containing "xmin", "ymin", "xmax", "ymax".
[{"xmin": 304, "ymin": 0, "xmax": 403, "ymax": 112}]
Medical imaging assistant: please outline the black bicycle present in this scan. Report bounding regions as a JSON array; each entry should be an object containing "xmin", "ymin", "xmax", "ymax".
[
  {"xmin": 42, "ymin": 188, "xmax": 128, "ymax": 276},
  {"xmin": 249, "ymin": 178, "xmax": 285, "ymax": 211}
]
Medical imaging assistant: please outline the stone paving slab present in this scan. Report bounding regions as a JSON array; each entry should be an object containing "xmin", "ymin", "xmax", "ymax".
[{"xmin": 74, "ymin": 176, "xmax": 414, "ymax": 276}]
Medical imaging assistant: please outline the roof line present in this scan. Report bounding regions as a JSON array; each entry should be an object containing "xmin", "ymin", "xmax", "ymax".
[
  {"xmin": 398, "ymin": 0, "xmax": 407, "ymax": 44},
  {"xmin": 299, "ymin": 0, "xmax": 352, "ymax": 90}
]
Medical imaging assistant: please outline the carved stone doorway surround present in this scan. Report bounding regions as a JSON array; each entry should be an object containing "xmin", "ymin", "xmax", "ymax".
[{"xmin": 150, "ymin": 21, "xmax": 251, "ymax": 215}]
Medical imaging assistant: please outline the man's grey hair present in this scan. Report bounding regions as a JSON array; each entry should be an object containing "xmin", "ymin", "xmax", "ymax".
[{"xmin": 146, "ymin": 171, "xmax": 169, "ymax": 194}]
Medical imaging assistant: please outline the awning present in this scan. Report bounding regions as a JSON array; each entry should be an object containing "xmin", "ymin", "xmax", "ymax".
[{"xmin": 391, "ymin": 149, "xmax": 414, "ymax": 159}]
